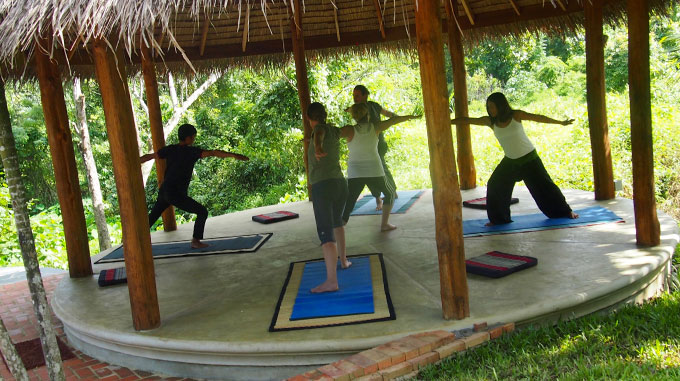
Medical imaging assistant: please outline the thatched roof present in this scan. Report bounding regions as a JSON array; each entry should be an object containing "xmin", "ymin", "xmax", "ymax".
[{"xmin": 0, "ymin": 0, "xmax": 674, "ymax": 79}]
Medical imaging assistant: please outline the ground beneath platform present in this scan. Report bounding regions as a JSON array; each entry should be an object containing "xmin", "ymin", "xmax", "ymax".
[{"xmin": 51, "ymin": 187, "xmax": 678, "ymax": 380}]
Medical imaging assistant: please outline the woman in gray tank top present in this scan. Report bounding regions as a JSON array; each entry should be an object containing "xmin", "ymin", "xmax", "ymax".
[{"xmin": 451, "ymin": 92, "xmax": 579, "ymax": 225}]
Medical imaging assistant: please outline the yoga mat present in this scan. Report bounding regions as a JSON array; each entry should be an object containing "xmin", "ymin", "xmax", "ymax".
[
  {"xmin": 270, "ymin": 253, "xmax": 395, "ymax": 331},
  {"xmin": 463, "ymin": 196, "xmax": 519, "ymax": 210},
  {"xmin": 463, "ymin": 206, "xmax": 623, "ymax": 237},
  {"xmin": 350, "ymin": 190, "xmax": 424, "ymax": 215},
  {"xmin": 95, "ymin": 233, "xmax": 272, "ymax": 263},
  {"xmin": 466, "ymin": 251, "xmax": 538, "ymax": 278}
]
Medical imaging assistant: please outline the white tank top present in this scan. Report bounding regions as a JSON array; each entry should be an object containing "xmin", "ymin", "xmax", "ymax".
[
  {"xmin": 493, "ymin": 118, "xmax": 535, "ymax": 159},
  {"xmin": 346, "ymin": 122, "xmax": 385, "ymax": 178}
]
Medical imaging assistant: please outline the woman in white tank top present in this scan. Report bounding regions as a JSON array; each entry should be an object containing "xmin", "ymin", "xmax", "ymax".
[
  {"xmin": 451, "ymin": 92, "xmax": 579, "ymax": 225},
  {"xmin": 342, "ymin": 103, "xmax": 418, "ymax": 231}
]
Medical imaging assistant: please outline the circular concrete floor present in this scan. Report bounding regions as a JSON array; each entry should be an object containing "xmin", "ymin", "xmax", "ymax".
[{"xmin": 51, "ymin": 187, "xmax": 678, "ymax": 380}]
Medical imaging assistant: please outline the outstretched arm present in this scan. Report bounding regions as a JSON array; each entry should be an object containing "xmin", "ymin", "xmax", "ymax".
[
  {"xmin": 140, "ymin": 152, "xmax": 158, "ymax": 163},
  {"xmin": 376, "ymin": 115, "xmax": 419, "ymax": 133},
  {"xmin": 451, "ymin": 116, "xmax": 492, "ymax": 127},
  {"xmin": 201, "ymin": 150, "xmax": 250, "ymax": 161},
  {"xmin": 339, "ymin": 125, "xmax": 355, "ymax": 141},
  {"xmin": 380, "ymin": 108, "xmax": 397, "ymax": 118},
  {"xmin": 515, "ymin": 110, "xmax": 574, "ymax": 126}
]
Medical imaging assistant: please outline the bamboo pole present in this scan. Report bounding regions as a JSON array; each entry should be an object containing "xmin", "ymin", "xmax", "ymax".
[
  {"xmin": 92, "ymin": 38, "xmax": 161, "ymax": 330},
  {"xmin": 585, "ymin": 1, "xmax": 614, "ymax": 200},
  {"xmin": 459, "ymin": 0, "xmax": 475, "ymax": 25},
  {"xmin": 290, "ymin": 0, "xmax": 313, "ymax": 198},
  {"xmin": 445, "ymin": 1, "xmax": 476, "ymax": 190},
  {"xmin": 34, "ymin": 39, "xmax": 92, "ymax": 279},
  {"xmin": 627, "ymin": 0, "xmax": 660, "ymax": 246},
  {"xmin": 372, "ymin": 0, "xmax": 387, "ymax": 39},
  {"xmin": 141, "ymin": 43, "xmax": 177, "ymax": 232},
  {"xmin": 415, "ymin": 0, "xmax": 469, "ymax": 320},
  {"xmin": 200, "ymin": 13, "xmax": 210, "ymax": 56}
]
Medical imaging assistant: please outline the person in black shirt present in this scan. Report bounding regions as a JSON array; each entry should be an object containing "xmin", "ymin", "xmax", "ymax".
[
  {"xmin": 349, "ymin": 85, "xmax": 398, "ymax": 210},
  {"xmin": 141, "ymin": 123, "xmax": 249, "ymax": 248}
]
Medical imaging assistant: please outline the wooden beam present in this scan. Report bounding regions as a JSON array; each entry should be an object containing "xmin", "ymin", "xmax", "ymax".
[
  {"xmin": 34, "ymin": 38, "xmax": 93, "ymax": 279},
  {"xmin": 415, "ymin": 0, "xmax": 469, "ymax": 320},
  {"xmin": 199, "ymin": 13, "xmax": 210, "ymax": 56},
  {"xmin": 140, "ymin": 44, "xmax": 177, "ymax": 232},
  {"xmin": 333, "ymin": 4, "xmax": 341, "ymax": 42},
  {"xmin": 445, "ymin": 1, "xmax": 476, "ymax": 190},
  {"xmin": 242, "ymin": 3, "xmax": 251, "ymax": 52},
  {"xmin": 508, "ymin": 0, "xmax": 521, "ymax": 15},
  {"xmin": 627, "ymin": 0, "xmax": 660, "ymax": 246},
  {"xmin": 92, "ymin": 38, "xmax": 161, "ymax": 330},
  {"xmin": 372, "ymin": 0, "xmax": 387, "ymax": 39},
  {"xmin": 290, "ymin": 0, "xmax": 313, "ymax": 198},
  {"xmin": 459, "ymin": 0, "xmax": 475, "ymax": 25},
  {"xmin": 584, "ymin": 1, "xmax": 614, "ymax": 200},
  {"xmin": 554, "ymin": 0, "xmax": 567, "ymax": 12}
]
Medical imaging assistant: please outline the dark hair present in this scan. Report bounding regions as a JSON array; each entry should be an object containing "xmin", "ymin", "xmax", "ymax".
[
  {"xmin": 354, "ymin": 85, "xmax": 369, "ymax": 96},
  {"xmin": 486, "ymin": 92, "xmax": 514, "ymax": 126},
  {"xmin": 178, "ymin": 123, "xmax": 197, "ymax": 142},
  {"xmin": 307, "ymin": 102, "xmax": 327, "ymax": 123}
]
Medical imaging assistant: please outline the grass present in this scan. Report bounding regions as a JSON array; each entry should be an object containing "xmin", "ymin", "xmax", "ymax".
[{"xmin": 415, "ymin": 249, "xmax": 680, "ymax": 380}]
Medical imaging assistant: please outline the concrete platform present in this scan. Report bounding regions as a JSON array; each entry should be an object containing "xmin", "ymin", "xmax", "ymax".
[{"xmin": 51, "ymin": 187, "xmax": 679, "ymax": 380}]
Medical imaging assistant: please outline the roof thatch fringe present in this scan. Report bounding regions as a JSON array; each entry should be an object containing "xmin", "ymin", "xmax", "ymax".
[{"xmin": 0, "ymin": 0, "xmax": 676, "ymax": 82}]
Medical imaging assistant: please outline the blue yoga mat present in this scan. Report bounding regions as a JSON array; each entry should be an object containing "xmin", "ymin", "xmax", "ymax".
[
  {"xmin": 462, "ymin": 206, "xmax": 623, "ymax": 237},
  {"xmin": 351, "ymin": 190, "xmax": 424, "ymax": 216},
  {"xmin": 290, "ymin": 256, "xmax": 374, "ymax": 320},
  {"xmin": 95, "ymin": 233, "xmax": 272, "ymax": 263}
]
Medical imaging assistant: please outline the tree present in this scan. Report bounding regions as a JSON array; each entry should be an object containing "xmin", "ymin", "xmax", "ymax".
[
  {"xmin": 0, "ymin": 318, "xmax": 28, "ymax": 380},
  {"xmin": 72, "ymin": 77, "xmax": 112, "ymax": 251},
  {"xmin": 0, "ymin": 79, "xmax": 65, "ymax": 380}
]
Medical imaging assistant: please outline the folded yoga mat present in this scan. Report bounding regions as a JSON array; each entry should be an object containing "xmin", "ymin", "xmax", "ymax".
[
  {"xmin": 463, "ymin": 206, "xmax": 623, "ymax": 237},
  {"xmin": 350, "ymin": 190, "xmax": 424, "ymax": 216},
  {"xmin": 466, "ymin": 251, "xmax": 537, "ymax": 278},
  {"xmin": 252, "ymin": 211, "xmax": 299, "ymax": 224},
  {"xmin": 270, "ymin": 253, "xmax": 395, "ymax": 331},
  {"xmin": 95, "ymin": 233, "xmax": 272, "ymax": 263},
  {"xmin": 463, "ymin": 196, "xmax": 519, "ymax": 210}
]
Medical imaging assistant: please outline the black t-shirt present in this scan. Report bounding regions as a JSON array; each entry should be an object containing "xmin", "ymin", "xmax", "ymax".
[{"xmin": 158, "ymin": 144, "xmax": 203, "ymax": 194}]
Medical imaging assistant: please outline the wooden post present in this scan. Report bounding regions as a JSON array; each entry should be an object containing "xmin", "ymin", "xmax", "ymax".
[
  {"xmin": 92, "ymin": 38, "xmax": 161, "ymax": 330},
  {"xmin": 445, "ymin": 2, "xmax": 476, "ymax": 190},
  {"xmin": 34, "ymin": 39, "xmax": 92, "ymax": 278},
  {"xmin": 415, "ymin": 0, "xmax": 469, "ymax": 320},
  {"xmin": 627, "ymin": 0, "xmax": 660, "ymax": 246},
  {"xmin": 140, "ymin": 44, "xmax": 177, "ymax": 232},
  {"xmin": 290, "ymin": 0, "xmax": 313, "ymax": 197},
  {"xmin": 584, "ymin": 1, "xmax": 615, "ymax": 200}
]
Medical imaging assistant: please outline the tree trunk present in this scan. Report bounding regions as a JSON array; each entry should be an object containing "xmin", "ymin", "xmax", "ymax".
[
  {"xmin": 0, "ymin": 317, "xmax": 28, "ymax": 380},
  {"xmin": 139, "ymin": 72, "xmax": 220, "ymax": 185},
  {"xmin": 72, "ymin": 77, "xmax": 112, "ymax": 251},
  {"xmin": 0, "ymin": 80, "xmax": 66, "ymax": 380}
]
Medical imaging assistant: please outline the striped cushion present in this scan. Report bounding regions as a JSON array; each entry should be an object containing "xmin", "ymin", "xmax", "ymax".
[
  {"xmin": 463, "ymin": 197, "xmax": 519, "ymax": 210},
  {"xmin": 466, "ymin": 251, "xmax": 537, "ymax": 278},
  {"xmin": 98, "ymin": 267, "xmax": 127, "ymax": 287},
  {"xmin": 252, "ymin": 211, "xmax": 299, "ymax": 224}
]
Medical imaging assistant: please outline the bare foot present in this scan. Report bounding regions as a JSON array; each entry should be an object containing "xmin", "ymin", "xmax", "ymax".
[
  {"xmin": 191, "ymin": 239, "xmax": 209, "ymax": 249},
  {"xmin": 341, "ymin": 260, "xmax": 352, "ymax": 269},
  {"xmin": 569, "ymin": 211, "xmax": 579, "ymax": 219},
  {"xmin": 381, "ymin": 223, "xmax": 397, "ymax": 232},
  {"xmin": 375, "ymin": 197, "xmax": 383, "ymax": 211},
  {"xmin": 311, "ymin": 281, "xmax": 339, "ymax": 293}
]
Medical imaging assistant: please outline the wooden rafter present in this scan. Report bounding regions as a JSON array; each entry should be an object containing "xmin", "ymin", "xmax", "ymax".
[
  {"xmin": 333, "ymin": 3, "xmax": 340, "ymax": 42},
  {"xmin": 199, "ymin": 13, "xmax": 210, "ymax": 56},
  {"xmin": 554, "ymin": 0, "xmax": 567, "ymax": 11},
  {"xmin": 508, "ymin": 0, "xmax": 521, "ymax": 15},
  {"xmin": 459, "ymin": 0, "xmax": 475, "ymax": 25},
  {"xmin": 242, "ymin": 3, "xmax": 251, "ymax": 52},
  {"xmin": 372, "ymin": 0, "xmax": 386, "ymax": 39}
]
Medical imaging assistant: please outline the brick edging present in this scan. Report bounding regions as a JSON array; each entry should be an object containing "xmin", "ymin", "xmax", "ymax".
[{"xmin": 287, "ymin": 322, "xmax": 515, "ymax": 381}]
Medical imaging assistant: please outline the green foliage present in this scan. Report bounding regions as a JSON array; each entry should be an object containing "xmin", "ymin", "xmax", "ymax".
[{"xmin": 418, "ymin": 291, "xmax": 680, "ymax": 380}]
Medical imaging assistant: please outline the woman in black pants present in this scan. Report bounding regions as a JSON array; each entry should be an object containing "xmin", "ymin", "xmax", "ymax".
[{"xmin": 451, "ymin": 92, "xmax": 579, "ymax": 225}]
